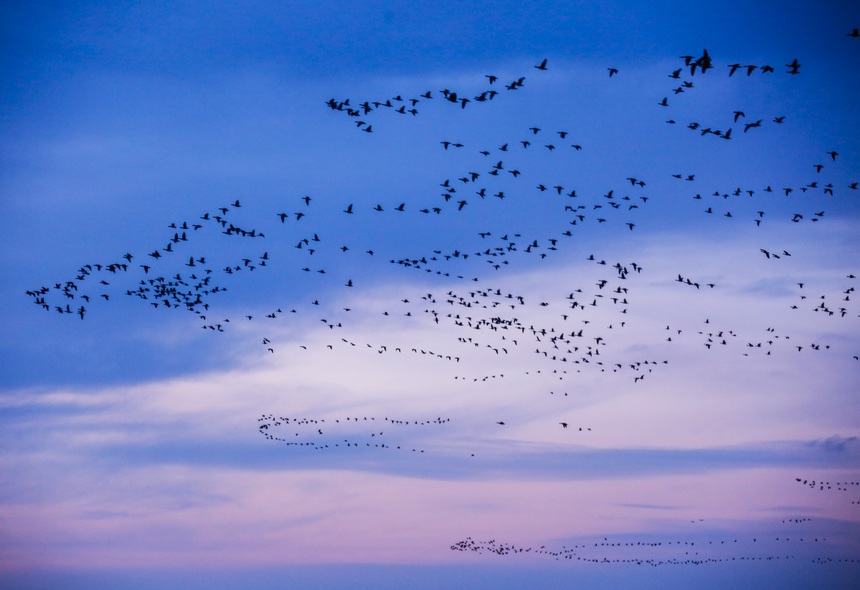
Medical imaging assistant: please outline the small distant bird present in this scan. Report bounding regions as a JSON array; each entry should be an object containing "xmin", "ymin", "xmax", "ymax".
[
  {"xmin": 786, "ymin": 59, "xmax": 800, "ymax": 74},
  {"xmin": 608, "ymin": 68, "xmax": 618, "ymax": 77},
  {"xmin": 535, "ymin": 59, "xmax": 548, "ymax": 71},
  {"xmin": 847, "ymin": 28, "xmax": 859, "ymax": 37}
]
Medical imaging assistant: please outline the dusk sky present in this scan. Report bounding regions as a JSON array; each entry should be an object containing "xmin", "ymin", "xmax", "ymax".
[{"xmin": 2, "ymin": 2, "xmax": 859, "ymax": 589}]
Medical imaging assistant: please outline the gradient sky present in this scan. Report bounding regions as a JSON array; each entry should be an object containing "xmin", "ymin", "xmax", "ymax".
[{"xmin": 2, "ymin": 2, "xmax": 860, "ymax": 589}]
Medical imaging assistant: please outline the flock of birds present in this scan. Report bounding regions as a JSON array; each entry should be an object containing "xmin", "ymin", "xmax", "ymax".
[
  {"xmin": 257, "ymin": 414, "xmax": 450, "ymax": 453},
  {"xmin": 450, "ymin": 530, "xmax": 860, "ymax": 567},
  {"xmin": 795, "ymin": 477, "xmax": 860, "ymax": 504},
  {"xmin": 27, "ymin": 34, "xmax": 859, "ymax": 570}
]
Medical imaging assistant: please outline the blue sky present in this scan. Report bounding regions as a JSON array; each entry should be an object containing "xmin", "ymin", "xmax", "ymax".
[{"xmin": 2, "ymin": 1, "xmax": 860, "ymax": 588}]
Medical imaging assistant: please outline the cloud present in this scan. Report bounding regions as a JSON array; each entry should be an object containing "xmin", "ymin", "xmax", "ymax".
[{"xmin": 806, "ymin": 435, "xmax": 860, "ymax": 455}]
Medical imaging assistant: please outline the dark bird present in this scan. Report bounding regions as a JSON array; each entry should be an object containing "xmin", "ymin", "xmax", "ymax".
[
  {"xmin": 744, "ymin": 119, "xmax": 762, "ymax": 132},
  {"xmin": 786, "ymin": 59, "xmax": 800, "ymax": 74},
  {"xmin": 535, "ymin": 59, "xmax": 548, "ymax": 71}
]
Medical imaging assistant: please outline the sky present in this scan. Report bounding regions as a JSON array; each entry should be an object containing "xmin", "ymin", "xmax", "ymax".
[{"xmin": 1, "ymin": 1, "xmax": 860, "ymax": 588}]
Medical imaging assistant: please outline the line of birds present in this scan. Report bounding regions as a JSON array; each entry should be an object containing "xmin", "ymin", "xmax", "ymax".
[
  {"xmin": 325, "ymin": 60, "xmax": 553, "ymax": 132},
  {"xmin": 795, "ymin": 477, "xmax": 860, "ymax": 504},
  {"xmin": 257, "ymin": 414, "xmax": 451, "ymax": 453},
  {"xmin": 450, "ymin": 530, "xmax": 852, "ymax": 567}
]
